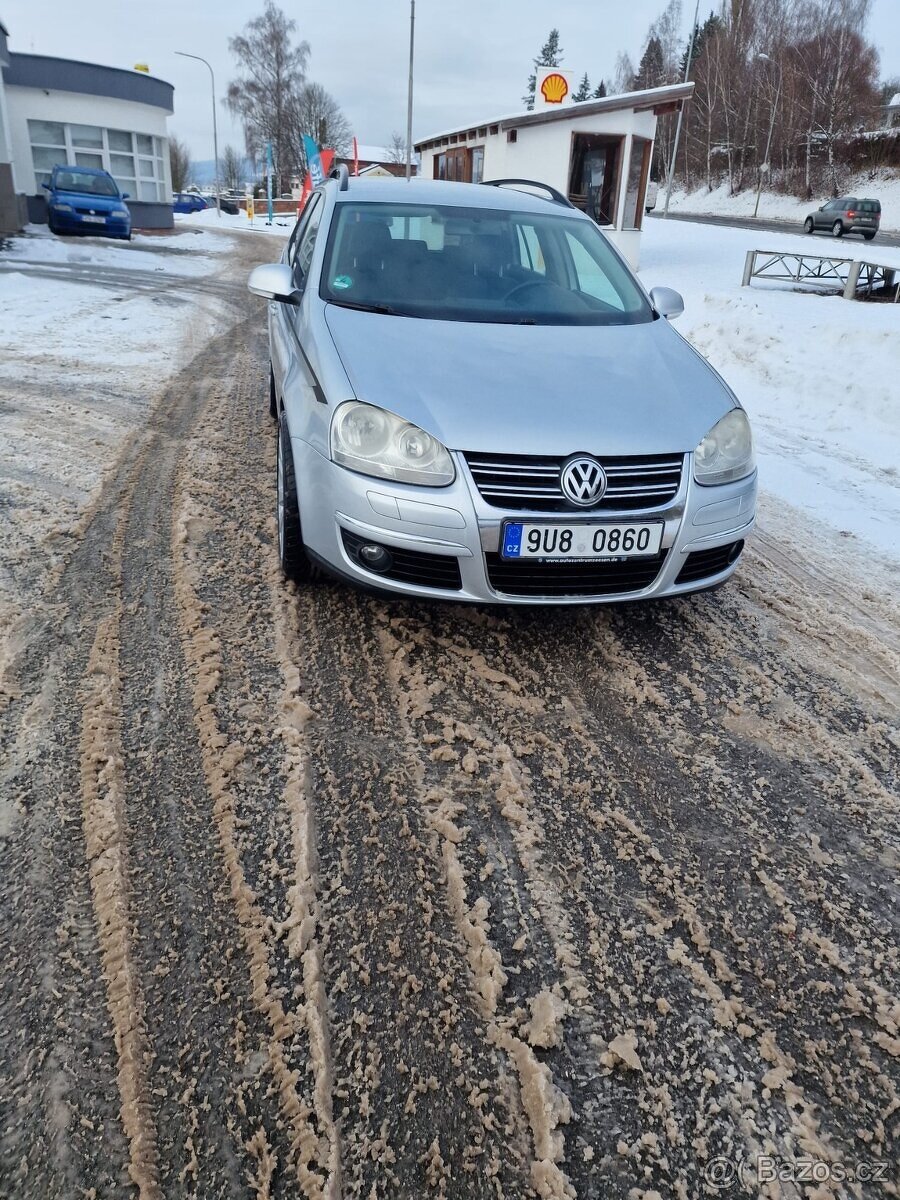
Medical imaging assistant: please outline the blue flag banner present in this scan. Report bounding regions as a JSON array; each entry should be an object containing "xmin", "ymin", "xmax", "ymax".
[{"xmin": 303, "ymin": 135, "xmax": 325, "ymax": 186}]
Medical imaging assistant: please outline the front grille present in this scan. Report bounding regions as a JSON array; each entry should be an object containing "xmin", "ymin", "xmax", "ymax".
[
  {"xmin": 464, "ymin": 452, "xmax": 684, "ymax": 512},
  {"xmin": 485, "ymin": 551, "xmax": 667, "ymax": 598},
  {"xmin": 341, "ymin": 529, "xmax": 462, "ymax": 591},
  {"xmin": 676, "ymin": 540, "xmax": 744, "ymax": 585}
]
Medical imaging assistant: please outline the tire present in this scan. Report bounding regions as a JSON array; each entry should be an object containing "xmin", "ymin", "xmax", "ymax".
[
  {"xmin": 863, "ymin": 231, "xmax": 876, "ymax": 242},
  {"xmin": 832, "ymin": 220, "xmax": 844, "ymax": 238},
  {"xmin": 276, "ymin": 410, "xmax": 315, "ymax": 583},
  {"xmin": 268, "ymin": 366, "xmax": 278, "ymax": 420},
  {"xmin": 804, "ymin": 217, "xmax": 815, "ymax": 234}
]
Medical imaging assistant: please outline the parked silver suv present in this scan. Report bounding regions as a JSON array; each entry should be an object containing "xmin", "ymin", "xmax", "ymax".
[{"xmin": 249, "ymin": 173, "xmax": 756, "ymax": 604}]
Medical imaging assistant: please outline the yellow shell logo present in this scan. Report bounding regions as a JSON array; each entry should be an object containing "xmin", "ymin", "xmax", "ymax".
[{"xmin": 541, "ymin": 73, "xmax": 569, "ymax": 104}]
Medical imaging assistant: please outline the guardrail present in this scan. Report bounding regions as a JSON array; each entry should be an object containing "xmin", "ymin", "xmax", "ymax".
[{"xmin": 741, "ymin": 249, "xmax": 899, "ymax": 301}]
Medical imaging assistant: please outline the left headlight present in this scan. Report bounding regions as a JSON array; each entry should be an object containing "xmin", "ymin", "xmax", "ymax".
[
  {"xmin": 330, "ymin": 401, "xmax": 455, "ymax": 487},
  {"xmin": 111, "ymin": 209, "xmax": 129, "ymax": 218},
  {"xmin": 693, "ymin": 408, "xmax": 755, "ymax": 486}
]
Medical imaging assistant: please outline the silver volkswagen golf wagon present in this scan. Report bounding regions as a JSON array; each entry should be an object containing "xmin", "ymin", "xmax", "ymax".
[{"xmin": 249, "ymin": 171, "xmax": 756, "ymax": 604}]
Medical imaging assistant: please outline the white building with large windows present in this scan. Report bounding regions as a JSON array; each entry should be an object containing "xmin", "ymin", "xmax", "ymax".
[
  {"xmin": 415, "ymin": 81, "xmax": 693, "ymax": 269},
  {"xmin": 0, "ymin": 31, "xmax": 174, "ymax": 231}
]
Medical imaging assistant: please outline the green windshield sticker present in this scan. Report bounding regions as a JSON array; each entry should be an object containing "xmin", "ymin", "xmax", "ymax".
[{"xmin": 333, "ymin": 274, "xmax": 353, "ymax": 290}]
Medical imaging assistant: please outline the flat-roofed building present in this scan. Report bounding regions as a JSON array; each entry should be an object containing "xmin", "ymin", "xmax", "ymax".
[{"xmin": 415, "ymin": 82, "xmax": 693, "ymax": 268}]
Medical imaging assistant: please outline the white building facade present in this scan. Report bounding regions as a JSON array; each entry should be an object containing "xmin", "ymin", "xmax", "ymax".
[
  {"xmin": 0, "ymin": 42, "xmax": 174, "ymax": 231},
  {"xmin": 415, "ymin": 83, "xmax": 693, "ymax": 268}
]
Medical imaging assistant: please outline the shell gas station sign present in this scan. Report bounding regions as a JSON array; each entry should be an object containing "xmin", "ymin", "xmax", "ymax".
[{"xmin": 535, "ymin": 66, "xmax": 574, "ymax": 108}]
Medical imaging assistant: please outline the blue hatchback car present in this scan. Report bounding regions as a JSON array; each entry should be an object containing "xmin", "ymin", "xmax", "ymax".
[
  {"xmin": 43, "ymin": 166, "xmax": 132, "ymax": 240},
  {"xmin": 173, "ymin": 192, "xmax": 208, "ymax": 213}
]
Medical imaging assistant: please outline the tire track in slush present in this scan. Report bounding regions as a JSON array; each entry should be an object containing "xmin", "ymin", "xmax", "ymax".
[
  {"xmin": 79, "ymin": 612, "xmax": 162, "ymax": 1199},
  {"xmin": 175, "ymin": 346, "xmax": 536, "ymax": 1197},
  {"xmin": 173, "ymin": 443, "xmax": 335, "ymax": 1196}
]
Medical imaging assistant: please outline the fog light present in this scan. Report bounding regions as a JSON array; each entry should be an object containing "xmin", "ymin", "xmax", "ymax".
[{"xmin": 358, "ymin": 543, "xmax": 392, "ymax": 573}]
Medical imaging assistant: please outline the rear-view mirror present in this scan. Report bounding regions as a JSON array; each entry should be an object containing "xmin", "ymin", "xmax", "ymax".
[
  {"xmin": 248, "ymin": 263, "xmax": 301, "ymax": 306},
  {"xmin": 649, "ymin": 286, "xmax": 685, "ymax": 322}
]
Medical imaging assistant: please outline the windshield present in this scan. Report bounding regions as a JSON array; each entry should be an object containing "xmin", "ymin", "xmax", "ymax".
[
  {"xmin": 53, "ymin": 170, "xmax": 119, "ymax": 197},
  {"xmin": 320, "ymin": 201, "xmax": 653, "ymax": 325}
]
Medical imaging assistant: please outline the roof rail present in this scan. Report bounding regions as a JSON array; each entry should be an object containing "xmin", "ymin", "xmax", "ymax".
[
  {"xmin": 480, "ymin": 178, "xmax": 575, "ymax": 209},
  {"xmin": 329, "ymin": 163, "xmax": 350, "ymax": 191}
]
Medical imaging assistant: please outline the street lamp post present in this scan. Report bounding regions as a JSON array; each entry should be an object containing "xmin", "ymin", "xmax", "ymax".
[
  {"xmin": 753, "ymin": 53, "xmax": 783, "ymax": 220},
  {"xmin": 405, "ymin": 0, "xmax": 415, "ymax": 181},
  {"xmin": 662, "ymin": 0, "xmax": 700, "ymax": 219},
  {"xmin": 175, "ymin": 51, "xmax": 221, "ymax": 216}
]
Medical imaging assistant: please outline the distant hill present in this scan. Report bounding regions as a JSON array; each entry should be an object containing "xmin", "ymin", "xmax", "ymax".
[{"xmin": 188, "ymin": 158, "xmax": 254, "ymax": 186}]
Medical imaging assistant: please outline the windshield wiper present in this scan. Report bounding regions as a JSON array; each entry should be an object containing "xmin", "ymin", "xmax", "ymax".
[{"xmin": 327, "ymin": 298, "xmax": 399, "ymax": 316}]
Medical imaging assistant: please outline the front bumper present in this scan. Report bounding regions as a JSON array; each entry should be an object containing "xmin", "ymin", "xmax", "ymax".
[
  {"xmin": 293, "ymin": 440, "xmax": 757, "ymax": 605},
  {"xmin": 49, "ymin": 209, "xmax": 131, "ymax": 238}
]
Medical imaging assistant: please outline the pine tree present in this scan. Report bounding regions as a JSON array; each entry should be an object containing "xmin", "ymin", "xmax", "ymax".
[
  {"xmin": 592, "ymin": 79, "xmax": 607, "ymax": 98},
  {"xmin": 523, "ymin": 29, "xmax": 564, "ymax": 109},
  {"xmin": 633, "ymin": 36, "xmax": 666, "ymax": 91},
  {"xmin": 573, "ymin": 72, "xmax": 592, "ymax": 102},
  {"xmin": 679, "ymin": 12, "xmax": 723, "ymax": 78}
]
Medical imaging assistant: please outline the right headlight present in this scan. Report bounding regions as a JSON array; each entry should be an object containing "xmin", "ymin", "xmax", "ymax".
[
  {"xmin": 330, "ymin": 401, "xmax": 455, "ymax": 486},
  {"xmin": 693, "ymin": 409, "xmax": 755, "ymax": 486}
]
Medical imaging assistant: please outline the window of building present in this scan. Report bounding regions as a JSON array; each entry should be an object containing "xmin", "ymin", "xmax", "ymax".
[
  {"xmin": 568, "ymin": 134, "xmax": 623, "ymax": 226},
  {"xmin": 470, "ymin": 147, "xmax": 485, "ymax": 185},
  {"xmin": 622, "ymin": 136, "xmax": 651, "ymax": 230},
  {"xmin": 27, "ymin": 121, "xmax": 168, "ymax": 199}
]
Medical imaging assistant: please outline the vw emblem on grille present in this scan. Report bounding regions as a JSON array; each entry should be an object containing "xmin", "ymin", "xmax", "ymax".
[{"xmin": 560, "ymin": 455, "xmax": 607, "ymax": 506}]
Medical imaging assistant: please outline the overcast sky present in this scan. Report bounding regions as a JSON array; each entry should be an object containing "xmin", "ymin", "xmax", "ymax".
[{"xmin": 3, "ymin": 0, "xmax": 899, "ymax": 160}]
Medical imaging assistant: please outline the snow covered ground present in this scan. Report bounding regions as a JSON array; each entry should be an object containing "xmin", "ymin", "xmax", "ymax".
[
  {"xmin": 174, "ymin": 206, "xmax": 296, "ymax": 237},
  {"xmin": 639, "ymin": 217, "xmax": 900, "ymax": 581},
  {"xmin": 664, "ymin": 170, "xmax": 900, "ymax": 231}
]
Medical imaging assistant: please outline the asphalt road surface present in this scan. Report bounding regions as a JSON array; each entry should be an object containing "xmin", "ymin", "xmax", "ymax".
[
  {"xmin": 1, "ymin": 247, "xmax": 898, "ymax": 1199},
  {"xmin": 649, "ymin": 208, "xmax": 900, "ymax": 250}
]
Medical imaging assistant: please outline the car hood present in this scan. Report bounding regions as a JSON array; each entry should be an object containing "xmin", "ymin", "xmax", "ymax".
[
  {"xmin": 323, "ymin": 305, "xmax": 735, "ymax": 457},
  {"xmin": 52, "ymin": 189, "xmax": 123, "ymax": 209}
]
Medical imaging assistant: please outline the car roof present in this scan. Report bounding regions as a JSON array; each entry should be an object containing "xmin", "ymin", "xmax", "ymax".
[
  {"xmin": 330, "ymin": 176, "xmax": 588, "ymax": 219},
  {"xmin": 53, "ymin": 165, "xmax": 111, "ymax": 176}
]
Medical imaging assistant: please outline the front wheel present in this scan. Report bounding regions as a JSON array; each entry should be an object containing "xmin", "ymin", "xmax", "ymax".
[
  {"xmin": 804, "ymin": 217, "xmax": 815, "ymax": 234},
  {"xmin": 276, "ymin": 411, "xmax": 316, "ymax": 583},
  {"xmin": 832, "ymin": 220, "xmax": 844, "ymax": 238}
]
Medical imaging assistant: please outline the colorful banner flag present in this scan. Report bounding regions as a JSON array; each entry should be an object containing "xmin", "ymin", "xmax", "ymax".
[{"xmin": 303, "ymin": 135, "xmax": 325, "ymax": 186}]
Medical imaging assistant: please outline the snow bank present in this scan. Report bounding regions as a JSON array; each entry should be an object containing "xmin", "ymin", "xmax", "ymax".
[
  {"xmin": 175, "ymin": 207, "xmax": 294, "ymax": 238},
  {"xmin": 5, "ymin": 222, "xmax": 234, "ymax": 275},
  {"xmin": 639, "ymin": 219, "xmax": 900, "ymax": 566},
  {"xmin": 663, "ymin": 171, "xmax": 900, "ymax": 232}
]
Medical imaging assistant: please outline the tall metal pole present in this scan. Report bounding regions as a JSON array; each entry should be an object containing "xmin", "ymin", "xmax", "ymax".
[
  {"xmin": 753, "ymin": 64, "xmax": 782, "ymax": 219},
  {"xmin": 176, "ymin": 51, "xmax": 221, "ymax": 216},
  {"xmin": 662, "ymin": 0, "xmax": 700, "ymax": 218},
  {"xmin": 405, "ymin": 0, "xmax": 415, "ymax": 180}
]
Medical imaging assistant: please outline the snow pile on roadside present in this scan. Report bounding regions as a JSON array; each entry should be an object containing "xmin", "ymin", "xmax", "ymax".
[
  {"xmin": 663, "ymin": 170, "xmax": 900, "ymax": 231},
  {"xmin": 175, "ymin": 207, "xmax": 295, "ymax": 237},
  {"xmin": 5, "ymin": 222, "xmax": 235, "ymax": 275},
  {"xmin": 639, "ymin": 219, "xmax": 900, "ymax": 572}
]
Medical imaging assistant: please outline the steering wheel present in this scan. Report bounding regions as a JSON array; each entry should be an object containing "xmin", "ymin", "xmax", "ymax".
[{"xmin": 503, "ymin": 278, "xmax": 554, "ymax": 303}]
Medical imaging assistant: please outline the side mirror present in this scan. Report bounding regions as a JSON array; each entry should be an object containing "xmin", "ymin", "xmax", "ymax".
[
  {"xmin": 649, "ymin": 286, "xmax": 684, "ymax": 322},
  {"xmin": 122, "ymin": 193, "xmax": 130, "ymax": 200},
  {"xmin": 41, "ymin": 181, "xmax": 50, "ymax": 190},
  {"xmin": 248, "ymin": 262, "xmax": 301, "ymax": 305}
]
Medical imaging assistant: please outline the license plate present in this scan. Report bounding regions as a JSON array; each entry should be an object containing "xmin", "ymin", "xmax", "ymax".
[
  {"xmin": 501, "ymin": 520, "xmax": 664, "ymax": 560},
  {"xmin": 81, "ymin": 215, "xmax": 105, "ymax": 224}
]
